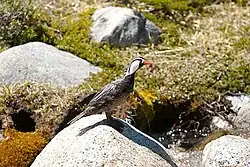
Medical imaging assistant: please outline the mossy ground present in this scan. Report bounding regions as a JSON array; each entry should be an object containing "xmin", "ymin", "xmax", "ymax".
[
  {"xmin": 0, "ymin": 82, "xmax": 86, "ymax": 137},
  {"xmin": 0, "ymin": 129, "xmax": 47, "ymax": 167},
  {"xmin": 1, "ymin": 1, "xmax": 249, "ymax": 105},
  {"xmin": 132, "ymin": 2, "xmax": 250, "ymax": 102}
]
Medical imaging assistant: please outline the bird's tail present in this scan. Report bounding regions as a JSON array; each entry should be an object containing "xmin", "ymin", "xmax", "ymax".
[{"xmin": 67, "ymin": 107, "xmax": 94, "ymax": 125}]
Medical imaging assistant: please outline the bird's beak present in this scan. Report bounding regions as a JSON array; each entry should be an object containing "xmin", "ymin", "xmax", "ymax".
[{"xmin": 143, "ymin": 61, "xmax": 153, "ymax": 66}]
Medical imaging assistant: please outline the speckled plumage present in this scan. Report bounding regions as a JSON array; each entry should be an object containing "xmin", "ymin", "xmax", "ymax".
[{"xmin": 68, "ymin": 57, "xmax": 151, "ymax": 125}]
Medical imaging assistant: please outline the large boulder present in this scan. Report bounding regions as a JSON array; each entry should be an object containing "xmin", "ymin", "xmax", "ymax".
[
  {"xmin": 0, "ymin": 42, "xmax": 101, "ymax": 87},
  {"xmin": 202, "ymin": 135, "xmax": 250, "ymax": 167},
  {"xmin": 91, "ymin": 7, "xmax": 162, "ymax": 46},
  {"xmin": 31, "ymin": 114, "xmax": 177, "ymax": 167}
]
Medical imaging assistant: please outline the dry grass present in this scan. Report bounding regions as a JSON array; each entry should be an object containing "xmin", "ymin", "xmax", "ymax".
[
  {"xmin": 0, "ymin": 82, "xmax": 88, "ymax": 136},
  {"xmin": 59, "ymin": 1, "xmax": 250, "ymax": 105},
  {"xmin": 34, "ymin": 0, "xmax": 116, "ymax": 14},
  {"xmin": 125, "ymin": 3, "xmax": 250, "ymax": 102}
]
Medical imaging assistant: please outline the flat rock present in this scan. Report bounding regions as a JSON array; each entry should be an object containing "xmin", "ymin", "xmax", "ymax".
[
  {"xmin": 0, "ymin": 42, "xmax": 101, "ymax": 87},
  {"xmin": 91, "ymin": 6, "xmax": 162, "ymax": 46},
  {"xmin": 202, "ymin": 135, "xmax": 250, "ymax": 167},
  {"xmin": 31, "ymin": 114, "xmax": 177, "ymax": 167}
]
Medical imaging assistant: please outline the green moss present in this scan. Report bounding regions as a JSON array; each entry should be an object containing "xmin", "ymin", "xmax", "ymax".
[
  {"xmin": 80, "ymin": 69, "xmax": 124, "ymax": 91},
  {"xmin": 0, "ymin": 82, "xmax": 65, "ymax": 114},
  {"xmin": 0, "ymin": 45, "xmax": 7, "ymax": 52},
  {"xmin": 236, "ymin": 0, "xmax": 248, "ymax": 6},
  {"xmin": 217, "ymin": 62, "xmax": 250, "ymax": 93},
  {"xmin": 49, "ymin": 9, "xmax": 122, "ymax": 68},
  {"xmin": 0, "ymin": 129, "xmax": 47, "ymax": 167},
  {"xmin": 231, "ymin": 25, "xmax": 250, "ymax": 51},
  {"xmin": 138, "ymin": 0, "xmax": 248, "ymax": 13},
  {"xmin": 233, "ymin": 37, "xmax": 250, "ymax": 51},
  {"xmin": 40, "ymin": 9, "xmax": 129, "ymax": 91},
  {"xmin": 139, "ymin": 0, "xmax": 207, "ymax": 12},
  {"xmin": 143, "ymin": 12, "xmax": 185, "ymax": 47}
]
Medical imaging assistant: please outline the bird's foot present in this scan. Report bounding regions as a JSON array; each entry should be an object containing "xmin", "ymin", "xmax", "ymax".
[
  {"xmin": 104, "ymin": 112, "xmax": 124, "ymax": 132},
  {"xmin": 124, "ymin": 111, "xmax": 136, "ymax": 125},
  {"xmin": 106, "ymin": 117, "xmax": 124, "ymax": 133}
]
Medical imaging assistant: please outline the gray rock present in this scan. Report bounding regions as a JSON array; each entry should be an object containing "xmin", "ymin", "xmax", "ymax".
[
  {"xmin": 91, "ymin": 7, "xmax": 162, "ymax": 46},
  {"xmin": 170, "ymin": 149, "xmax": 202, "ymax": 167},
  {"xmin": 0, "ymin": 42, "xmax": 101, "ymax": 87},
  {"xmin": 225, "ymin": 95, "xmax": 250, "ymax": 130},
  {"xmin": 210, "ymin": 116, "xmax": 233, "ymax": 130},
  {"xmin": 202, "ymin": 135, "xmax": 250, "ymax": 167},
  {"xmin": 226, "ymin": 94, "xmax": 250, "ymax": 113},
  {"xmin": 234, "ymin": 103, "xmax": 250, "ymax": 130},
  {"xmin": 210, "ymin": 95, "xmax": 250, "ymax": 130},
  {"xmin": 31, "ymin": 114, "xmax": 177, "ymax": 167}
]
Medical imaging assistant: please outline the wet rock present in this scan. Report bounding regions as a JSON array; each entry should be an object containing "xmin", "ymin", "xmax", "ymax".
[
  {"xmin": 210, "ymin": 116, "xmax": 233, "ymax": 130},
  {"xmin": 31, "ymin": 114, "xmax": 177, "ymax": 167},
  {"xmin": 91, "ymin": 7, "xmax": 162, "ymax": 46},
  {"xmin": 234, "ymin": 103, "xmax": 250, "ymax": 130},
  {"xmin": 226, "ymin": 94, "xmax": 250, "ymax": 113},
  {"xmin": 226, "ymin": 94, "xmax": 250, "ymax": 130},
  {"xmin": 0, "ymin": 42, "xmax": 101, "ymax": 87},
  {"xmin": 202, "ymin": 135, "xmax": 250, "ymax": 167}
]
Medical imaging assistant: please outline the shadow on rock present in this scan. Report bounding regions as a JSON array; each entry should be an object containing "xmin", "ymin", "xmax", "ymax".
[
  {"xmin": 77, "ymin": 118, "xmax": 124, "ymax": 136},
  {"xmin": 77, "ymin": 116, "xmax": 178, "ymax": 167},
  {"xmin": 115, "ymin": 118, "xmax": 178, "ymax": 167},
  {"xmin": 31, "ymin": 114, "xmax": 178, "ymax": 167}
]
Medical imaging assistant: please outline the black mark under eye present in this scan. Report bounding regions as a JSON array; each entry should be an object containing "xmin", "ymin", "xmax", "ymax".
[{"xmin": 139, "ymin": 62, "xmax": 144, "ymax": 67}]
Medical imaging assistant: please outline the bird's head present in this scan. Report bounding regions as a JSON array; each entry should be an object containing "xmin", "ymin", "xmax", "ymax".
[{"xmin": 125, "ymin": 57, "xmax": 153, "ymax": 76}]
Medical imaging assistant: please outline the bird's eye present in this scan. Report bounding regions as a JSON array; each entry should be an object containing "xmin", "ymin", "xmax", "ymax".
[{"xmin": 140, "ymin": 62, "xmax": 144, "ymax": 67}]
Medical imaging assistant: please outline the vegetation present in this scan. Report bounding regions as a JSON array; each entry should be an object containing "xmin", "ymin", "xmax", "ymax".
[
  {"xmin": 138, "ymin": 0, "xmax": 207, "ymax": 13},
  {"xmin": 0, "ymin": 0, "xmax": 249, "ymax": 155},
  {"xmin": 129, "ymin": 90, "xmax": 158, "ymax": 130},
  {"xmin": 0, "ymin": 129, "xmax": 47, "ymax": 167},
  {"xmin": 3, "ymin": 0, "xmax": 248, "ymax": 105},
  {"xmin": 0, "ymin": 0, "xmax": 47, "ymax": 47},
  {"xmin": 0, "ymin": 82, "xmax": 77, "ymax": 137},
  {"xmin": 138, "ymin": 0, "xmax": 249, "ymax": 12},
  {"xmin": 47, "ymin": 9, "xmax": 127, "ymax": 89}
]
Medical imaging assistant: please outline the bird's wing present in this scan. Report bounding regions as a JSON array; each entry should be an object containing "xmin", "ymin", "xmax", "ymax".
[
  {"xmin": 67, "ymin": 106, "xmax": 95, "ymax": 125},
  {"xmin": 87, "ymin": 79, "xmax": 123, "ymax": 108},
  {"xmin": 68, "ymin": 79, "xmax": 124, "ymax": 125}
]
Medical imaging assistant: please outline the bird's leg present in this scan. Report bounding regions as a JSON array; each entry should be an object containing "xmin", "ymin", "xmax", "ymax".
[
  {"xmin": 124, "ymin": 111, "xmax": 136, "ymax": 125},
  {"xmin": 105, "ymin": 111, "xmax": 124, "ymax": 132},
  {"xmin": 105, "ymin": 112, "xmax": 113, "ymax": 121}
]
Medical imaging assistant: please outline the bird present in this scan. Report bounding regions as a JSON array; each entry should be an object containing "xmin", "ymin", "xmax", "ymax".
[{"xmin": 68, "ymin": 57, "xmax": 153, "ymax": 125}]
